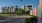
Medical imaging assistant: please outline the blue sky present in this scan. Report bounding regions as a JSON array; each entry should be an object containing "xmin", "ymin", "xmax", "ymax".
[
  {"xmin": 0, "ymin": 0, "xmax": 39, "ymax": 8},
  {"xmin": 0, "ymin": 0, "xmax": 39, "ymax": 12}
]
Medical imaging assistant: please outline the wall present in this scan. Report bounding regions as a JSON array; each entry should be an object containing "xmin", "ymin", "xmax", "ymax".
[{"xmin": 40, "ymin": 0, "xmax": 42, "ymax": 18}]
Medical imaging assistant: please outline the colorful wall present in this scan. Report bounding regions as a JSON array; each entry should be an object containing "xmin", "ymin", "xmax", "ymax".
[
  {"xmin": 38, "ymin": 3, "xmax": 40, "ymax": 17},
  {"xmin": 40, "ymin": 0, "xmax": 42, "ymax": 18},
  {"xmin": 30, "ymin": 0, "xmax": 42, "ymax": 18}
]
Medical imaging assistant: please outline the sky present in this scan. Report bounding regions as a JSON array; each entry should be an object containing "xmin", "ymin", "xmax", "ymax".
[{"xmin": 0, "ymin": 0, "xmax": 39, "ymax": 12}]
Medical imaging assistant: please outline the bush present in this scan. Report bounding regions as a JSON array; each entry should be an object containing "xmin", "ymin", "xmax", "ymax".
[{"xmin": 25, "ymin": 16, "xmax": 38, "ymax": 23}]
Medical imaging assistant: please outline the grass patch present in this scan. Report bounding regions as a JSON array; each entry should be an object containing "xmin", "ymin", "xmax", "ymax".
[{"xmin": 0, "ymin": 14, "xmax": 11, "ymax": 16}]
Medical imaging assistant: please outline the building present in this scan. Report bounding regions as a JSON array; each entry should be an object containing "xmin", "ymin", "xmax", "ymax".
[
  {"xmin": 30, "ymin": 5, "xmax": 38, "ymax": 16},
  {"xmin": 27, "ymin": 4, "xmax": 32, "ymax": 11},
  {"xmin": 21, "ymin": 4, "xmax": 32, "ymax": 11},
  {"xmin": 21, "ymin": 5, "xmax": 25, "ymax": 9},
  {"xmin": 30, "ymin": 4, "xmax": 38, "ymax": 16},
  {"xmin": 40, "ymin": 0, "xmax": 42, "ymax": 18},
  {"xmin": 2, "ymin": 6, "xmax": 15, "ymax": 13},
  {"xmin": 2, "ymin": 7, "xmax": 7, "ymax": 13},
  {"xmin": 21, "ymin": 4, "xmax": 32, "ymax": 14}
]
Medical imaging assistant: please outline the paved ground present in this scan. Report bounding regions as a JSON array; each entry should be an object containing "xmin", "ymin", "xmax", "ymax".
[
  {"xmin": 0, "ymin": 16, "xmax": 32, "ymax": 23},
  {"xmin": 0, "ymin": 16, "xmax": 42, "ymax": 23},
  {"xmin": 7, "ymin": 15, "xmax": 32, "ymax": 18},
  {"xmin": 37, "ymin": 16, "xmax": 42, "ymax": 23},
  {"xmin": 0, "ymin": 18, "xmax": 25, "ymax": 23}
]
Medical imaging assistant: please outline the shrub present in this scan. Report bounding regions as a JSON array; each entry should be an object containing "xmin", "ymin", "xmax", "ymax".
[{"xmin": 25, "ymin": 16, "xmax": 38, "ymax": 23}]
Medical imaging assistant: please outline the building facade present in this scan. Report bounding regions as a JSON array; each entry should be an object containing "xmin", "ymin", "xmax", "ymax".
[
  {"xmin": 40, "ymin": 0, "xmax": 42, "ymax": 18},
  {"xmin": 2, "ymin": 6, "xmax": 15, "ymax": 13},
  {"xmin": 21, "ymin": 4, "xmax": 32, "ymax": 12},
  {"xmin": 27, "ymin": 5, "xmax": 32, "ymax": 11},
  {"xmin": 30, "ymin": 4, "xmax": 38, "ymax": 16},
  {"xmin": 21, "ymin": 4, "xmax": 32, "ymax": 14},
  {"xmin": 21, "ymin": 6, "xmax": 25, "ymax": 9}
]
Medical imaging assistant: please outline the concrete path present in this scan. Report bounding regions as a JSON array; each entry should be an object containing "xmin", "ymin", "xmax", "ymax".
[
  {"xmin": 37, "ymin": 16, "xmax": 42, "ymax": 23},
  {"xmin": 0, "ymin": 16, "xmax": 32, "ymax": 23},
  {"xmin": 8, "ymin": 16, "xmax": 32, "ymax": 18},
  {"xmin": 0, "ymin": 16, "xmax": 42, "ymax": 23},
  {"xmin": 0, "ymin": 18, "xmax": 25, "ymax": 23}
]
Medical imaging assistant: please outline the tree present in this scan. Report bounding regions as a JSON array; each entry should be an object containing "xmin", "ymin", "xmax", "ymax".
[
  {"xmin": 15, "ymin": 5, "xmax": 18, "ymax": 8},
  {"xmin": 25, "ymin": 16, "xmax": 38, "ymax": 23},
  {"xmin": 15, "ymin": 5, "xmax": 18, "ymax": 11},
  {"xmin": 17, "ymin": 8, "xmax": 24, "ymax": 15}
]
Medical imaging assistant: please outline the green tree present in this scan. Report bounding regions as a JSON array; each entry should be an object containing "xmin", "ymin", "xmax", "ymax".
[
  {"xmin": 17, "ymin": 8, "xmax": 24, "ymax": 15},
  {"xmin": 25, "ymin": 16, "xmax": 38, "ymax": 23},
  {"xmin": 15, "ymin": 5, "xmax": 18, "ymax": 8},
  {"xmin": 15, "ymin": 5, "xmax": 18, "ymax": 11}
]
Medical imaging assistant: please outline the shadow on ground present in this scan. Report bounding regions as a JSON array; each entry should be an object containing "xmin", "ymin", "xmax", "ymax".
[
  {"xmin": 0, "ymin": 16, "xmax": 25, "ymax": 23},
  {"xmin": 0, "ymin": 16, "xmax": 9, "ymax": 20}
]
